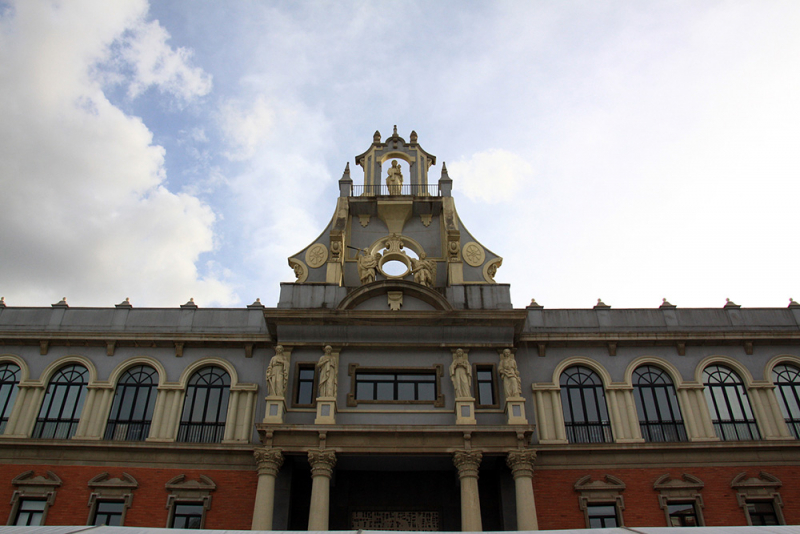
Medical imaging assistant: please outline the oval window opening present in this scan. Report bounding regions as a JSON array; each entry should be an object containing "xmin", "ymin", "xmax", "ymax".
[{"xmin": 382, "ymin": 260, "xmax": 408, "ymax": 276}]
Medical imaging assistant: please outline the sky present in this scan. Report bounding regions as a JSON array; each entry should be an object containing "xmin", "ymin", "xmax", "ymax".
[{"xmin": 1, "ymin": 0, "xmax": 799, "ymax": 310}]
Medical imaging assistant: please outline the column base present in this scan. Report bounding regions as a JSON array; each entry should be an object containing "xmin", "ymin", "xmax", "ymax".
[
  {"xmin": 505, "ymin": 397, "xmax": 528, "ymax": 424},
  {"xmin": 455, "ymin": 398, "xmax": 476, "ymax": 425},
  {"xmin": 315, "ymin": 397, "xmax": 337, "ymax": 424},
  {"xmin": 263, "ymin": 396, "xmax": 287, "ymax": 424}
]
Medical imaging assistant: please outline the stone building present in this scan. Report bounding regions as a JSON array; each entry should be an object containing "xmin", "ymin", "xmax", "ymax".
[{"xmin": 0, "ymin": 129, "xmax": 798, "ymax": 530}]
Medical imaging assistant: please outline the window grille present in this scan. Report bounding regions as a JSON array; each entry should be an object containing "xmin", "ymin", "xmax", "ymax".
[
  {"xmin": 177, "ymin": 367, "xmax": 230, "ymax": 443},
  {"xmin": 703, "ymin": 365, "xmax": 760, "ymax": 441},
  {"xmin": 33, "ymin": 364, "xmax": 88, "ymax": 439},
  {"xmin": 772, "ymin": 363, "xmax": 800, "ymax": 439},
  {"xmin": 560, "ymin": 366, "xmax": 613, "ymax": 443},
  {"xmin": 105, "ymin": 365, "xmax": 158, "ymax": 441},
  {"xmin": 0, "ymin": 362, "xmax": 20, "ymax": 433},
  {"xmin": 633, "ymin": 365, "xmax": 687, "ymax": 442}
]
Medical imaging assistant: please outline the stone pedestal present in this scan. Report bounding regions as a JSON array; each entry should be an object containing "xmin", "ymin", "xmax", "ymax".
[
  {"xmin": 455, "ymin": 397, "xmax": 477, "ymax": 425},
  {"xmin": 308, "ymin": 450, "xmax": 336, "ymax": 531},
  {"xmin": 453, "ymin": 450, "xmax": 483, "ymax": 532},
  {"xmin": 507, "ymin": 450, "xmax": 538, "ymax": 531},
  {"xmin": 251, "ymin": 448, "xmax": 284, "ymax": 530},
  {"xmin": 263, "ymin": 396, "xmax": 286, "ymax": 424},
  {"xmin": 315, "ymin": 397, "xmax": 337, "ymax": 425},
  {"xmin": 505, "ymin": 396, "xmax": 528, "ymax": 425}
]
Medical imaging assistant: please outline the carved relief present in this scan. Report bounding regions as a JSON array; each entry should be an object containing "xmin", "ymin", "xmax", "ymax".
[
  {"xmin": 483, "ymin": 257, "xmax": 502, "ymax": 283},
  {"xmin": 387, "ymin": 291, "xmax": 403, "ymax": 311},
  {"xmin": 450, "ymin": 348, "xmax": 472, "ymax": 398},
  {"xmin": 266, "ymin": 345, "xmax": 289, "ymax": 397},
  {"xmin": 462, "ymin": 242, "xmax": 485, "ymax": 267},
  {"xmin": 288, "ymin": 258, "xmax": 308, "ymax": 283},
  {"xmin": 330, "ymin": 239, "xmax": 342, "ymax": 262},
  {"xmin": 305, "ymin": 244, "xmax": 328, "ymax": 269},
  {"xmin": 506, "ymin": 450, "xmax": 537, "ymax": 479},
  {"xmin": 420, "ymin": 214, "xmax": 432, "ymax": 227},
  {"xmin": 253, "ymin": 448, "xmax": 284, "ymax": 477},
  {"xmin": 308, "ymin": 450, "xmax": 337, "ymax": 478},
  {"xmin": 447, "ymin": 238, "xmax": 460, "ymax": 262},
  {"xmin": 383, "ymin": 233, "xmax": 405, "ymax": 254},
  {"xmin": 453, "ymin": 450, "xmax": 482, "ymax": 479},
  {"xmin": 359, "ymin": 214, "xmax": 370, "ymax": 227}
]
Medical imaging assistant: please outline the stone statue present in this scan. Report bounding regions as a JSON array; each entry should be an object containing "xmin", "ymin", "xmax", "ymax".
[
  {"xmin": 498, "ymin": 348, "xmax": 522, "ymax": 398},
  {"xmin": 357, "ymin": 249, "xmax": 381, "ymax": 285},
  {"xmin": 292, "ymin": 263, "xmax": 303, "ymax": 279},
  {"xmin": 450, "ymin": 349, "xmax": 472, "ymax": 398},
  {"xmin": 410, "ymin": 253, "xmax": 436, "ymax": 288},
  {"xmin": 266, "ymin": 345, "xmax": 289, "ymax": 397},
  {"xmin": 317, "ymin": 345, "xmax": 337, "ymax": 398},
  {"xmin": 386, "ymin": 160, "xmax": 403, "ymax": 195}
]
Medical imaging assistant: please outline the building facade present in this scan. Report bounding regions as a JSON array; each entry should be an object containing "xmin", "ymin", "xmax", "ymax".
[{"xmin": 0, "ymin": 129, "xmax": 799, "ymax": 530}]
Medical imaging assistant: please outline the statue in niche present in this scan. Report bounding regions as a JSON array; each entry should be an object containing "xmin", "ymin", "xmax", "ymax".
[
  {"xmin": 317, "ymin": 345, "xmax": 337, "ymax": 398},
  {"xmin": 266, "ymin": 345, "xmax": 289, "ymax": 397},
  {"xmin": 386, "ymin": 160, "xmax": 403, "ymax": 195},
  {"xmin": 450, "ymin": 348, "xmax": 472, "ymax": 398},
  {"xmin": 498, "ymin": 348, "xmax": 522, "ymax": 398},
  {"xmin": 410, "ymin": 253, "xmax": 436, "ymax": 288},
  {"xmin": 357, "ymin": 249, "xmax": 382, "ymax": 285}
]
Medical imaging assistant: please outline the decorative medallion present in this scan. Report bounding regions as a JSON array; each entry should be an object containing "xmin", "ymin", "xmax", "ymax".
[
  {"xmin": 305, "ymin": 244, "xmax": 328, "ymax": 268},
  {"xmin": 289, "ymin": 259, "xmax": 308, "ymax": 282},
  {"xmin": 462, "ymin": 242, "xmax": 485, "ymax": 267}
]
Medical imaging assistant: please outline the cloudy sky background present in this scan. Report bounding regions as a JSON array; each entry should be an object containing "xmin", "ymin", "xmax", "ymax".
[{"xmin": 1, "ymin": 0, "xmax": 798, "ymax": 309}]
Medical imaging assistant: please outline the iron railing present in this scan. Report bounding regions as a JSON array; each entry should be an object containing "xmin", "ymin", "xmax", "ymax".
[
  {"xmin": 639, "ymin": 421, "xmax": 688, "ymax": 442},
  {"xmin": 564, "ymin": 422, "xmax": 613, "ymax": 444},
  {"xmin": 350, "ymin": 184, "xmax": 440, "ymax": 197},
  {"xmin": 104, "ymin": 421, "xmax": 151, "ymax": 441},
  {"xmin": 177, "ymin": 421, "xmax": 226, "ymax": 443}
]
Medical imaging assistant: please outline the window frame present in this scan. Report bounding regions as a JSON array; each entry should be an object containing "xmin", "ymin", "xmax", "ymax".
[
  {"xmin": 702, "ymin": 365, "xmax": 760, "ymax": 441},
  {"xmin": 654, "ymin": 473, "xmax": 705, "ymax": 527},
  {"xmin": 164, "ymin": 474, "xmax": 215, "ymax": 529},
  {"xmin": 168, "ymin": 501, "xmax": 206, "ymax": 529},
  {"xmin": 33, "ymin": 364, "xmax": 89, "ymax": 439},
  {"xmin": 0, "ymin": 362, "xmax": 21, "ymax": 434},
  {"xmin": 633, "ymin": 365, "xmax": 687, "ymax": 442},
  {"xmin": 772, "ymin": 363, "xmax": 800, "ymax": 439},
  {"xmin": 90, "ymin": 499, "xmax": 126, "ymax": 526},
  {"xmin": 586, "ymin": 503, "xmax": 620, "ymax": 528},
  {"xmin": 560, "ymin": 366, "xmax": 613, "ymax": 444},
  {"xmin": 12, "ymin": 498, "xmax": 47, "ymax": 526},
  {"xmin": 177, "ymin": 366, "xmax": 231, "ymax": 443},
  {"xmin": 292, "ymin": 363, "xmax": 317, "ymax": 408},
  {"xmin": 473, "ymin": 364, "xmax": 499, "ymax": 408},
  {"xmin": 744, "ymin": 499, "xmax": 783, "ymax": 526},
  {"xmin": 575, "ymin": 474, "xmax": 625, "ymax": 529},
  {"xmin": 86, "ymin": 472, "xmax": 137, "ymax": 526},
  {"xmin": 7, "ymin": 470, "xmax": 61, "ymax": 526},
  {"xmin": 732, "ymin": 471, "xmax": 785, "ymax": 526},
  {"xmin": 346, "ymin": 364, "xmax": 444, "ymax": 407},
  {"xmin": 104, "ymin": 365, "xmax": 159, "ymax": 441}
]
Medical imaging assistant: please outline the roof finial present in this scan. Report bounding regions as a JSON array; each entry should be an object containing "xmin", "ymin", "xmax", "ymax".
[
  {"xmin": 790, "ymin": 298, "xmax": 800, "ymax": 308},
  {"xmin": 0, "ymin": 297, "xmax": 5, "ymax": 308},
  {"xmin": 373, "ymin": 130, "xmax": 381, "ymax": 143},
  {"xmin": 393, "ymin": 124, "xmax": 398, "ymax": 136}
]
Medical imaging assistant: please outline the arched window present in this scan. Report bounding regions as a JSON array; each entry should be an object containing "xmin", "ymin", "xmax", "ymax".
[
  {"xmin": 0, "ymin": 362, "xmax": 21, "ymax": 433},
  {"xmin": 178, "ymin": 366, "xmax": 230, "ymax": 443},
  {"xmin": 772, "ymin": 363, "xmax": 800, "ymax": 439},
  {"xmin": 33, "ymin": 364, "xmax": 88, "ymax": 439},
  {"xmin": 703, "ymin": 365, "xmax": 760, "ymax": 441},
  {"xmin": 560, "ymin": 366, "xmax": 612, "ymax": 443},
  {"xmin": 633, "ymin": 365, "xmax": 687, "ymax": 442},
  {"xmin": 104, "ymin": 365, "xmax": 158, "ymax": 441}
]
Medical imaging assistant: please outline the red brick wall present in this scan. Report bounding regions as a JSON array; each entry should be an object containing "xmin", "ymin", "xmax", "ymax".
[
  {"xmin": 533, "ymin": 465, "xmax": 800, "ymax": 529},
  {"xmin": 0, "ymin": 464, "xmax": 257, "ymax": 529}
]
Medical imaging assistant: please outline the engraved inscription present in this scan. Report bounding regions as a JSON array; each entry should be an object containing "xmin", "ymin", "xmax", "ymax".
[{"xmin": 351, "ymin": 511, "xmax": 440, "ymax": 531}]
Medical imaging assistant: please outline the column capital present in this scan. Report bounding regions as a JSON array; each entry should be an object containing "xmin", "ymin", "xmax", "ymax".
[
  {"xmin": 506, "ymin": 449, "xmax": 537, "ymax": 479},
  {"xmin": 453, "ymin": 450, "xmax": 482, "ymax": 479},
  {"xmin": 308, "ymin": 449, "xmax": 337, "ymax": 478},
  {"xmin": 254, "ymin": 447, "xmax": 284, "ymax": 477}
]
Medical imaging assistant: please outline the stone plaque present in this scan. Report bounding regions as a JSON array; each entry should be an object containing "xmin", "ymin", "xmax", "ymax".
[
  {"xmin": 305, "ymin": 243, "xmax": 328, "ymax": 268},
  {"xmin": 351, "ymin": 511, "xmax": 440, "ymax": 531}
]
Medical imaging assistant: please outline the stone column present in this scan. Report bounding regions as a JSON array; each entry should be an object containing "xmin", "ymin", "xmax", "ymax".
[
  {"xmin": 453, "ymin": 450, "xmax": 483, "ymax": 532},
  {"xmin": 252, "ymin": 448, "xmax": 284, "ymax": 530},
  {"xmin": 307, "ymin": 450, "xmax": 336, "ymax": 531},
  {"xmin": 506, "ymin": 450, "xmax": 538, "ymax": 530}
]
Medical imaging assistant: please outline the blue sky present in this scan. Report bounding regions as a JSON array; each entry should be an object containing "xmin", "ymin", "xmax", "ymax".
[{"xmin": 1, "ymin": 0, "xmax": 799, "ymax": 309}]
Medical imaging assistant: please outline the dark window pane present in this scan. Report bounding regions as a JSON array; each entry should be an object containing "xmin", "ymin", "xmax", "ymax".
[
  {"xmin": 376, "ymin": 382, "xmax": 394, "ymax": 400},
  {"xmin": 418, "ymin": 382, "xmax": 435, "ymax": 400},
  {"xmin": 178, "ymin": 367, "xmax": 230, "ymax": 443},
  {"xmin": 356, "ymin": 382, "xmax": 373, "ymax": 400}
]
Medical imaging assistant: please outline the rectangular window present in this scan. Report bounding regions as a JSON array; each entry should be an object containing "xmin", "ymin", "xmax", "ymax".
[
  {"xmin": 171, "ymin": 503, "xmax": 205, "ymax": 529},
  {"xmin": 587, "ymin": 504, "xmax": 618, "ymax": 528},
  {"xmin": 747, "ymin": 501, "xmax": 780, "ymax": 526},
  {"xmin": 92, "ymin": 500, "xmax": 125, "ymax": 526},
  {"xmin": 475, "ymin": 365, "xmax": 496, "ymax": 407},
  {"xmin": 668, "ymin": 502, "xmax": 699, "ymax": 527},
  {"xmin": 15, "ymin": 499, "xmax": 46, "ymax": 526},
  {"xmin": 355, "ymin": 372, "xmax": 436, "ymax": 401},
  {"xmin": 294, "ymin": 365, "xmax": 316, "ymax": 406}
]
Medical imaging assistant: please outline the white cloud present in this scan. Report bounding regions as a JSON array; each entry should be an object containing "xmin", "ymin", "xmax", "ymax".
[
  {"xmin": 0, "ymin": 0, "xmax": 234, "ymax": 306},
  {"xmin": 448, "ymin": 149, "xmax": 534, "ymax": 204},
  {"xmin": 117, "ymin": 18, "xmax": 212, "ymax": 102}
]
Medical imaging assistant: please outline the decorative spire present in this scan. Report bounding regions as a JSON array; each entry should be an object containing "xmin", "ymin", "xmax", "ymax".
[
  {"xmin": 659, "ymin": 297, "xmax": 676, "ymax": 308},
  {"xmin": 115, "ymin": 297, "xmax": 133, "ymax": 309},
  {"xmin": 393, "ymin": 124, "xmax": 398, "ymax": 136},
  {"xmin": 181, "ymin": 297, "xmax": 198, "ymax": 308},
  {"xmin": 441, "ymin": 162, "xmax": 449, "ymax": 178},
  {"xmin": 52, "ymin": 297, "xmax": 68, "ymax": 308},
  {"xmin": 724, "ymin": 298, "xmax": 740, "ymax": 308},
  {"xmin": 410, "ymin": 130, "xmax": 418, "ymax": 143},
  {"xmin": 527, "ymin": 298, "xmax": 543, "ymax": 309},
  {"xmin": 594, "ymin": 298, "xmax": 610, "ymax": 309},
  {"xmin": 248, "ymin": 297, "xmax": 266, "ymax": 309},
  {"xmin": 373, "ymin": 130, "xmax": 381, "ymax": 143}
]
